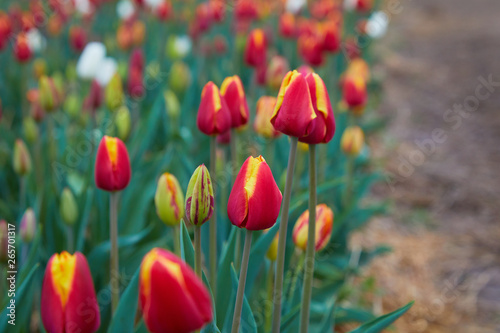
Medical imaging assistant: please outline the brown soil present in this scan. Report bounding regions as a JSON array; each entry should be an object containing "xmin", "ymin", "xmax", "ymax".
[{"xmin": 351, "ymin": 0, "xmax": 500, "ymax": 332}]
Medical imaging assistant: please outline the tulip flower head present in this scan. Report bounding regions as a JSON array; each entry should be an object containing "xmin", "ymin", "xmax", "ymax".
[
  {"xmin": 60, "ymin": 187, "xmax": 78, "ymax": 226},
  {"xmin": 254, "ymin": 96, "xmax": 280, "ymax": 139},
  {"xmin": 69, "ymin": 26, "xmax": 87, "ymax": 52},
  {"xmin": 293, "ymin": 204, "xmax": 333, "ymax": 252},
  {"xmin": 13, "ymin": 139, "xmax": 32, "ymax": 176},
  {"xmin": 14, "ymin": 33, "xmax": 32, "ymax": 63},
  {"xmin": 185, "ymin": 164, "xmax": 214, "ymax": 226},
  {"xmin": 220, "ymin": 75, "xmax": 250, "ymax": 129},
  {"xmin": 139, "ymin": 248, "xmax": 213, "ymax": 333},
  {"xmin": 244, "ymin": 28, "xmax": 267, "ymax": 67},
  {"xmin": 266, "ymin": 230, "xmax": 279, "ymax": 261},
  {"xmin": 155, "ymin": 172, "xmax": 185, "ymax": 227},
  {"xmin": 271, "ymin": 70, "xmax": 317, "ymax": 138},
  {"xmin": 41, "ymin": 251, "xmax": 100, "ymax": 333},
  {"xmin": 94, "ymin": 136, "xmax": 131, "ymax": 192},
  {"xmin": 20, "ymin": 208, "xmax": 36, "ymax": 243},
  {"xmin": 228, "ymin": 156, "xmax": 282, "ymax": 230},
  {"xmin": 196, "ymin": 81, "xmax": 231, "ymax": 136},
  {"xmin": 266, "ymin": 56, "xmax": 290, "ymax": 91},
  {"xmin": 343, "ymin": 75, "xmax": 367, "ymax": 111},
  {"xmin": 298, "ymin": 73, "xmax": 336, "ymax": 144},
  {"xmin": 341, "ymin": 126, "xmax": 364, "ymax": 156}
]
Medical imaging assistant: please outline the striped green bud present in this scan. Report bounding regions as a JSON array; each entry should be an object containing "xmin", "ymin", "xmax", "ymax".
[{"xmin": 185, "ymin": 164, "xmax": 214, "ymax": 226}]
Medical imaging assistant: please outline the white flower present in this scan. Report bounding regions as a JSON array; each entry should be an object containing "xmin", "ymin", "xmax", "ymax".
[
  {"xmin": 95, "ymin": 58, "xmax": 118, "ymax": 86},
  {"xmin": 77, "ymin": 42, "xmax": 106, "ymax": 80},
  {"xmin": 117, "ymin": 0, "xmax": 135, "ymax": 20},
  {"xmin": 285, "ymin": 0, "xmax": 306, "ymax": 14},
  {"xmin": 366, "ymin": 11, "xmax": 389, "ymax": 39},
  {"xmin": 74, "ymin": 0, "xmax": 94, "ymax": 15},
  {"xmin": 26, "ymin": 29, "xmax": 46, "ymax": 52},
  {"xmin": 145, "ymin": 0, "xmax": 163, "ymax": 10},
  {"xmin": 174, "ymin": 36, "xmax": 192, "ymax": 58}
]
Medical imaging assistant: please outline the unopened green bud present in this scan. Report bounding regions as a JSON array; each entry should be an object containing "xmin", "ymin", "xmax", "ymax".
[
  {"xmin": 60, "ymin": 187, "xmax": 78, "ymax": 226},
  {"xmin": 64, "ymin": 93, "xmax": 80, "ymax": 117},
  {"xmin": 185, "ymin": 164, "xmax": 214, "ymax": 226},
  {"xmin": 155, "ymin": 172, "xmax": 185, "ymax": 227},
  {"xmin": 20, "ymin": 208, "xmax": 36, "ymax": 243},
  {"xmin": 116, "ymin": 106, "xmax": 131, "ymax": 141},
  {"xmin": 169, "ymin": 61, "xmax": 191, "ymax": 96},
  {"xmin": 39, "ymin": 76, "xmax": 57, "ymax": 112},
  {"xmin": 23, "ymin": 117, "xmax": 39, "ymax": 143},
  {"xmin": 163, "ymin": 90, "xmax": 180, "ymax": 120},
  {"xmin": 13, "ymin": 139, "xmax": 32, "ymax": 176},
  {"xmin": 105, "ymin": 73, "xmax": 124, "ymax": 111}
]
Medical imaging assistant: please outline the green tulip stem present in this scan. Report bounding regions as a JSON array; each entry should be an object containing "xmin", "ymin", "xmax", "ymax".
[
  {"xmin": 209, "ymin": 135, "xmax": 217, "ymax": 295},
  {"xmin": 66, "ymin": 225, "xmax": 74, "ymax": 253},
  {"xmin": 109, "ymin": 192, "xmax": 119, "ymax": 314},
  {"xmin": 195, "ymin": 226, "xmax": 202, "ymax": 278},
  {"xmin": 173, "ymin": 224, "xmax": 181, "ymax": 256},
  {"xmin": 287, "ymin": 252, "xmax": 305, "ymax": 302},
  {"xmin": 344, "ymin": 156, "xmax": 355, "ymax": 207},
  {"xmin": 265, "ymin": 260, "xmax": 275, "ymax": 333},
  {"xmin": 299, "ymin": 144, "xmax": 317, "ymax": 333},
  {"xmin": 231, "ymin": 229, "xmax": 252, "ymax": 333},
  {"xmin": 272, "ymin": 136, "xmax": 298, "ymax": 333},
  {"xmin": 231, "ymin": 130, "xmax": 242, "ymax": 271}
]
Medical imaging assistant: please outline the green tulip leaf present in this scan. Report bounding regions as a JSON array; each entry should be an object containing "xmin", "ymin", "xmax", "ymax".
[
  {"xmin": 349, "ymin": 301, "xmax": 414, "ymax": 333},
  {"xmin": 108, "ymin": 266, "xmax": 140, "ymax": 333}
]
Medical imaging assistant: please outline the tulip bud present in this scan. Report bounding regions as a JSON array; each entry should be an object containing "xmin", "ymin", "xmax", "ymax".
[
  {"xmin": 64, "ymin": 93, "xmax": 80, "ymax": 117},
  {"xmin": 345, "ymin": 58, "xmax": 370, "ymax": 82},
  {"xmin": 105, "ymin": 73, "xmax": 124, "ymax": 111},
  {"xmin": 244, "ymin": 28, "xmax": 267, "ymax": 67},
  {"xmin": 279, "ymin": 13, "xmax": 296, "ymax": 38},
  {"xmin": 293, "ymin": 204, "xmax": 333, "ymax": 252},
  {"xmin": 20, "ymin": 208, "xmax": 36, "ymax": 243},
  {"xmin": 157, "ymin": 1, "xmax": 172, "ymax": 21},
  {"xmin": 341, "ymin": 126, "xmax": 364, "ymax": 156},
  {"xmin": 342, "ymin": 75, "xmax": 367, "ymax": 111},
  {"xmin": 94, "ymin": 136, "xmax": 132, "ymax": 192},
  {"xmin": 228, "ymin": 156, "xmax": 282, "ymax": 230},
  {"xmin": 271, "ymin": 70, "xmax": 317, "ymax": 138},
  {"xmin": 60, "ymin": 187, "xmax": 78, "ymax": 226},
  {"xmin": 115, "ymin": 106, "xmax": 131, "ymax": 141},
  {"xmin": 0, "ymin": 12, "xmax": 12, "ymax": 50},
  {"xmin": 266, "ymin": 230, "xmax": 279, "ymax": 261},
  {"xmin": 356, "ymin": 0, "xmax": 373, "ymax": 12},
  {"xmin": 69, "ymin": 26, "xmax": 87, "ymax": 53},
  {"xmin": 298, "ymin": 73, "xmax": 336, "ymax": 144},
  {"xmin": 266, "ymin": 56, "xmax": 290, "ymax": 91},
  {"xmin": 39, "ymin": 76, "xmax": 59, "ymax": 112},
  {"xmin": 23, "ymin": 117, "xmax": 39, "ymax": 143},
  {"xmin": 83, "ymin": 80, "xmax": 103, "ymax": 114},
  {"xmin": 254, "ymin": 96, "xmax": 280, "ymax": 139},
  {"xmin": 298, "ymin": 33, "xmax": 324, "ymax": 67},
  {"xmin": 139, "ymin": 248, "xmax": 213, "ymax": 333},
  {"xmin": 197, "ymin": 81, "xmax": 231, "ymax": 136},
  {"xmin": 163, "ymin": 90, "xmax": 180, "ymax": 120},
  {"xmin": 220, "ymin": 75, "xmax": 249, "ymax": 129},
  {"xmin": 117, "ymin": 23, "xmax": 132, "ymax": 51},
  {"xmin": 13, "ymin": 139, "xmax": 32, "ymax": 176},
  {"xmin": 185, "ymin": 164, "xmax": 214, "ymax": 226},
  {"xmin": 169, "ymin": 61, "xmax": 191, "ymax": 95},
  {"xmin": 132, "ymin": 20, "xmax": 145, "ymax": 46},
  {"xmin": 41, "ymin": 251, "xmax": 100, "ymax": 333},
  {"xmin": 33, "ymin": 58, "xmax": 47, "ymax": 79},
  {"xmin": 14, "ymin": 33, "xmax": 32, "ymax": 63},
  {"xmin": 155, "ymin": 172, "xmax": 185, "ymax": 227}
]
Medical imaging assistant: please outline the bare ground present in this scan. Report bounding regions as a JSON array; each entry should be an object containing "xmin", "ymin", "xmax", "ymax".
[{"xmin": 351, "ymin": 0, "xmax": 500, "ymax": 332}]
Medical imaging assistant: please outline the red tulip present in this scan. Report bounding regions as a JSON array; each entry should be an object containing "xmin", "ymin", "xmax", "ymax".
[
  {"xmin": 220, "ymin": 75, "xmax": 249, "ymax": 129},
  {"xmin": 197, "ymin": 81, "xmax": 231, "ymax": 136},
  {"xmin": 83, "ymin": 80, "xmax": 103, "ymax": 114},
  {"xmin": 343, "ymin": 75, "xmax": 367, "ymax": 109},
  {"xmin": 0, "ymin": 11, "xmax": 12, "ymax": 50},
  {"xmin": 228, "ymin": 156, "xmax": 282, "ymax": 230},
  {"xmin": 94, "ymin": 136, "xmax": 131, "ymax": 192},
  {"xmin": 157, "ymin": 1, "xmax": 172, "ymax": 21},
  {"xmin": 319, "ymin": 21, "xmax": 340, "ymax": 53},
  {"xmin": 270, "ymin": 70, "xmax": 316, "ymax": 138},
  {"xmin": 244, "ymin": 28, "xmax": 266, "ymax": 67},
  {"xmin": 266, "ymin": 56, "xmax": 290, "ymax": 91},
  {"xmin": 41, "ymin": 251, "xmax": 100, "ymax": 333},
  {"xmin": 298, "ymin": 33, "xmax": 324, "ymax": 66},
  {"xmin": 356, "ymin": 0, "xmax": 373, "ymax": 12},
  {"xmin": 235, "ymin": 0, "xmax": 258, "ymax": 21},
  {"xmin": 299, "ymin": 73, "xmax": 335, "ymax": 144},
  {"xmin": 254, "ymin": 96, "xmax": 280, "ymax": 139},
  {"xmin": 279, "ymin": 13, "xmax": 296, "ymax": 38},
  {"xmin": 210, "ymin": 0, "xmax": 225, "ymax": 22},
  {"xmin": 139, "ymin": 248, "xmax": 213, "ymax": 333},
  {"xmin": 292, "ymin": 204, "xmax": 333, "ymax": 252},
  {"xmin": 14, "ymin": 33, "xmax": 32, "ymax": 63},
  {"xmin": 69, "ymin": 26, "xmax": 87, "ymax": 52}
]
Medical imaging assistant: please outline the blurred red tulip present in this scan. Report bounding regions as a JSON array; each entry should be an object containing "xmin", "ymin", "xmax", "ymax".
[
  {"xmin": 228, "ymin": 156, "xmax": 282, "ymax": 230},
  {"xmin": 266, "ymin": 56, "xmax": 290, "ymax": 91},
  {"xmin": 356, "ymin": 0, "xmax": 373, "ymax": 12},
  {"xmin": 220, "ymin": 75, "xmax": 249, "ymax": 129},
  {"xmin": 84, "ymin": 80, "xmax": 103, "ymax": 114},
  {"xmin": 14, "ymin": 33, "xmax": 32, "ymax": 63},
  {"xmin": 320, "ymin": 21, "xmax": 340, "ymax": 53},
  {"xmin": 95, "ymin": 135, "xmax": 131, "ymax": 192},
  {"xmin": 197, "ymin": 81, "xmax": 231, "ymax": 136},
  {"xmin": 41, "ymin": 251, "xmax": 100, "ymax": 333},
  {"xmin": 292, "ymin": 204, "xmax": 333, "ymax": 252},
  {"xmin": 210, "ymin": 0, "xmax": 225, "ymax": 22},
  {"xmin": 69, "ymin": 26, "xmax": 87, "ymax": 52},
  {"xmin": 298, "ymin": 33, "xmax": 324, "ymax": 66},
  {"xmin": 235, "ymin": 0, "xmax": 258, "ymax": 21},
  {"xmin": 343, "ymin": 75, "xmax": 367, "ymax": 109},
  {"xmin": 244, "ymin": 28, "xmax": 267, "ymax": 67},
  {"xmin": 0, "ymin": 11, "xmax": 12, "ymax": 50},
  {"xmin": 279, "ymin": 12, "xmax": 296, "ymax": 38},
  {"xmin": 254, "ymin": 96, "xmax": 280, "ymax": 139},
  {"xmin": 157, "ymin": 1, "xmax": 172, "ymax": 21}
]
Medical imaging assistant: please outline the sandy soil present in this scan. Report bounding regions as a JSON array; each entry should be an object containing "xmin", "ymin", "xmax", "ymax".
[{"xmin": 351, "ymin": 0, "xmax": 500, "ymax": 331}]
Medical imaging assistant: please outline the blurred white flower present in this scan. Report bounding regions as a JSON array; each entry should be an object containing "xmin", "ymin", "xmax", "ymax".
[
  {"xmin": 366, "ymin": 11, "xmax": 389, "ymax": 39},
  {"xmin": 286, "ymin": 0, "xmax": 306, "ymax": 14},
  {"xmin": 145, "ymin": 0, "xmax": 163, "ymax": 10},
  {"xmin": 74, "ymin": 0, "xmax": 93, "ymax": 15},
  {"xmin": 77, "ymin": 42, "xmax": 106, "ymax": 80},
  {"xmin": 117, "ymin": 0, "xmax": 135, "ymax": 20},
  {"xmin": 95, "ymin": 58, "xmax": 118, "ymax": 86},
  {"xmin": 174, "ymin": 36, "xmax": 192, "ymax": 58},
  {"xmin": 26, "ymin": 29, "xmax": 46, "ymax": 52},
  {"xmin": 344, "ymin": 0, "xmax": 357, "ymax": 11}
]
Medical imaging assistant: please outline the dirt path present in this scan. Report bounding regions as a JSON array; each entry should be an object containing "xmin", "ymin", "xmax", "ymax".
[{"xmin": 352, "ymin": 0, "xmax": 500, "ymax": 332}]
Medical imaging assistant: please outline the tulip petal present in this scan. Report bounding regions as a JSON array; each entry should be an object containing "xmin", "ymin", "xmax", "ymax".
[{"xmin": 41, "ymin": 256, "xmax": 65, "ymax": 333}]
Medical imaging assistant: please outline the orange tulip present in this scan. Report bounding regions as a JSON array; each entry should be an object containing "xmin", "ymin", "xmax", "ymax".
[{"xmin": 254, "ymin": 96, "xmax": 280, "ymax": 139}]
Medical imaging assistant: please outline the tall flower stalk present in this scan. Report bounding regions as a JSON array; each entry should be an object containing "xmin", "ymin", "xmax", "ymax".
[
  {"xmin": 109, "ymin": 192, "xmax": 119, "ymax": 312},
  {"xmin": 209, "ymin": 136, "xmax": 217, "ymax": 288},
  {"xmin": 231, "ymin": 229, "xmax": 252, "ymax": 333}
]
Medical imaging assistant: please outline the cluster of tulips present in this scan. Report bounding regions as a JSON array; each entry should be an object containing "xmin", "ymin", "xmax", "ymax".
[{"xmin": 0, "ymin": 0, "xmax": 414, "ymax": 332}]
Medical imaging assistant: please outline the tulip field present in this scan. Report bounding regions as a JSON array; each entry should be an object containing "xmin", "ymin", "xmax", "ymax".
[{"xmin": 0, "ymin": 0, "xmax": 414, "ymax": 332}]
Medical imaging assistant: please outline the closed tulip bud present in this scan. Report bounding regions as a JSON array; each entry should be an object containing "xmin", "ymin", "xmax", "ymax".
[
  {"xmin": 197, "ymin": 81, "xmax": 231, "ymax": 136},
  {"xmin": 157, "ymin": 1, "xmax": 172, "ymax": 21},
  {"xmin": 23, "ymin": 117, "xmax": 39, "ymax": 143},
  {"xmin": 266, "ymin": 230, "xmax": 279, "ymax": 261},
  {"xmin": 271, "ymin": 70, "xmax": 317, "ymax": 138},
  {"xmin": 139, "ymin": 248, "xmax": 213, "ymax": 333},
  {"xmin": 293, "ymin": 204, "xmax": 333, "ymax": 252},
  {"xmin": 220, "ymin": 75, "xmax": 249, "ymax": 129},
  {"xmin": 266, "ymin": 56, "xmax": 290, "ymax": 91},
  {"xmin": 163, "ymin": 90, "xmax": 180, "ymax": 119},
  {"xmin": 117, "ymin": 24, "xmax": 132, "ymax": 50},
  {"xmin": 20, "ymin": 208, "xmax": 36, "ymax": 243},
  {"xmin": 298, "ymin": 33, "xmax": 324, "ymax": 67},
  {"xmin": 13, "ymin": 139, "xmax": 32, "ymax": 176},
  {"xmin": 169, "ymin": 61, "xmax": 191, "ymax": 95},
  {"xmin": 0, "ymin": 220, "xmax": 7, "ymax": 262},
  {"xmin": 341, "ymin": 126, "xmax": 364, "ymax": 156},
  {"xmin": 244, "ymin": 28, "xmax": 267, "ymax": 67},
  {"xmin": 14, "ymin": 33, "xmax": 32, "ymax": 63},
  {"xmin": 343, "ymin": 75, "xmax": 367, "ymax": 109},
  {"xmin": 60, "ymin": 187, "xmax": 78, "ymax": 226},
  {"xmin": 64, "ymin": 93, "xmax": 80, "ymax": 117},
  {"xmin": 0, "ymin": 12, "xmax": 12, "ymax": 50},
  {"xmin": 33, "ymin": 58, "xmax": 47, "ymax": 79},
  {"xmin": 115, "ymin": 106, "xmax": 131, "ymax": 141},
  {"xmin": 39, "ymin": 76, "xmax": 59, "ymax": 112},
  {"xmin": 228, "ymin": 156, "xmax": 282, "ymax": 230},
  {"xmin": 41, "ymin": 251, "xmax": 100, "ymax": 333},
  {"xmin": 83, "ymin": 80, "xmax": 103, "ymax": 114},
  {"xmin": 254, "ymin": 96, "xmax": 280, "ymax": 139},
  {"xmin": 69, "ymin": 26, "xmax": 87, "ymax": 52},
  {"xmin": 356, "ymin": 0, "xmax": 373, "ymax": 12},
  {"xmin": 185, "ymin": 164, "xmax": 214, "ymax": 226},
  {"xmin": 94, "ymin": 136, "xmax": 131, "ymax": 192},
  {"xmin": 299, "ymin": 73, "xmax": 336, "ymax": 144},
  {"xmin": 155, "ymin": 173, "xmax": 185, "ymax": 227},
  {"xmin": 279, "ymin": 12, "xmax": 296, "ymax": 38},
  {"xmin": 320, "ymin": 22, "xmax": 341, "ymax": 53},
  {"xmin": 345, "ymin": 58, "xmax": 370, "ymax": 82},
  {"xmin": 132, "ymin": 20, "xmax": 145, "ymax": 46},
  {"xmin": 105, "ymin": 73, "xmax": 124, "ymax": 111}
]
